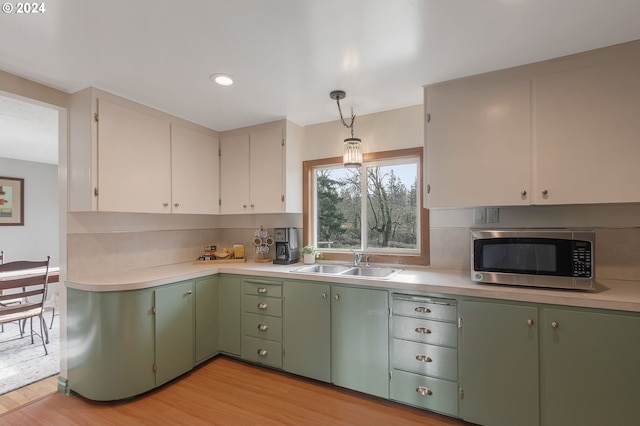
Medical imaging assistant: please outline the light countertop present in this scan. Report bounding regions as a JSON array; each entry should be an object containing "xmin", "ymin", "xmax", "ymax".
[{"xmin": 66, "ymin": 261, "xmax": 640, "ymax": 313}]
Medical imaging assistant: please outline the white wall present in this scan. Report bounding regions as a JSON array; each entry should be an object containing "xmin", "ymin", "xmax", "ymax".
[
  {"xmin": 303, "ymin": 104, "xmax": 424, "ymax": 160},
  {"xmin": 0, "ymin": 157, "xmax": 59, "ymax": 266}
]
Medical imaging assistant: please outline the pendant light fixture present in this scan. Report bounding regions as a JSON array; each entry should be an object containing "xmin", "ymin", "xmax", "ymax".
[{"xmin": 330, "ymin": 90, "xmax": 362, "ymax": 167}]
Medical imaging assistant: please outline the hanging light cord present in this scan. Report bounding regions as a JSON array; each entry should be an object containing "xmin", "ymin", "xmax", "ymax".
[{"xmin": 335, "ymin": 98, "xmax": 356, "ymax": 138}]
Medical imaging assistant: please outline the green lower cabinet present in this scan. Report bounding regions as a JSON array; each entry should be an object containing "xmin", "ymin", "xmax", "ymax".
[
  {"xmin": 218, "ymin": 274, "xmax": 241, "ymax": 356},
  {"xmin": 391, "ymin": 370, "xmax": 459, "ymax": 415},
  {"xmin": 461, "ymin": 300, "xmax": 539, "ymax": 426},
  {"xmin": 283, "ymin": 280, "xmax": 331, "ymax": 382},
  {"xmin": 331, "ymin": 284, "xmax": 389, "ymax": 398},
  {"xmin": 67, "ymin": 287, "xmax": 156, "ymax": 401},
  {"xmin": 540, "ymin": 307, "xmax": 640, "ymax": 426},
  {"xmin": 155, "ymin": 280, "xmax": 195, "ymax": 387},
  {"xmin": 195, "ymin": 276, "xmax": 218, "ymax": 364}
]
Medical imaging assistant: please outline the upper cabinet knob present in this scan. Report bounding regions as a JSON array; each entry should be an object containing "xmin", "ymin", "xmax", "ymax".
[
  {"xmin": 521, "ymin": 190, "xmax": 527, "ymax": 198},
  {"xmin": 542, "ymin": 189, "xmax": 549, "ymax": 198}
]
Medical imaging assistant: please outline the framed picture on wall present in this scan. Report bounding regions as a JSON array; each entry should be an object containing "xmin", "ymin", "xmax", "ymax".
[{"xmin": 0, "ymin": 176, "xmax": 24, "ymax": 226}]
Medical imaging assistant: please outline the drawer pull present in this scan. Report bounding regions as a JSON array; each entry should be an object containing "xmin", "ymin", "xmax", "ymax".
[
  {"xmin": 414, "ymin": 327, "xmax": 432, "ymax": 334},
  {"xmin": 257, "ymin": 303, "xmax": 268, "ymax": 310},
  {"xmin": 257, "ymin": 349, "xmax": 268, "ymax": 357},
  {"xmin": 415, "ymin": 306, "xmax": 431, "ymax": 314},
  {"xmin": 416, "ymin": 386, "xmax": 433, "ymax": 396},
  {"xmin": 258, "ymin": 324, "xmax": 269, "ymax": 331},
  {"xmin": 415, "ymin": 355, "xmax": 432, "ymax": 363},
  {"xmin": 257, "ymin": 287, "xmax": 268, "ymax": 294}
]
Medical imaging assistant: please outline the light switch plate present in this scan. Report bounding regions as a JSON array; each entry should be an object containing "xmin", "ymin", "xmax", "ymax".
[{"xmin": 487, "ymin": 207, "xmax": 500, "ymax": 223}]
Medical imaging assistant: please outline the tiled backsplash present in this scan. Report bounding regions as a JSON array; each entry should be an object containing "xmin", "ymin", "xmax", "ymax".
[{"xmin": 68, "ymin": 206, "xmax": 640, "ymax": 282}]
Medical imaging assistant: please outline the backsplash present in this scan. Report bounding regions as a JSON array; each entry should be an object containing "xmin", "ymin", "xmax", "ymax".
[
  {"xmin": 68, "ymin": 206, "xmax": 640, "ymax": 282},
  {"xmin": 67, "ymin": 212, "xmax": 302, "ymax": 278}
]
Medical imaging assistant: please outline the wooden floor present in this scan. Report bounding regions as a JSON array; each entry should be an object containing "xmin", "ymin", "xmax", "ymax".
[
  {"xmin": 0, "ymin": 357, "xmax": 473, "ymax": 425},
  {"xmin": 0, "ymin": 375, "xmax": 58, "ymax": 415}
]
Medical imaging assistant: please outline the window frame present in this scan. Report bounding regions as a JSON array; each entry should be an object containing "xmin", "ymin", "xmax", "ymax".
[{"xmin": 303, "ymin": 147, "xmax": 430, "ymax": 266}]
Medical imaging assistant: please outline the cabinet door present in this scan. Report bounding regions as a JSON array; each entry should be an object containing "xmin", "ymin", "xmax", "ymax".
[
  {"xmin": 97, "ymin": 98, "xmax": 172, "ymax": 213},
  {"xmin": 461, "ymin": 300, "xmax": 539, "ymax": 426},
  {"xmin": 219, "ymin": 134, "xmax": 250, "ymax": 214},
  {"xmin": 249, "ymin": 126, "xmax": 284, "ymax": 213},
  {"xmin": 67, "ymin": 288, "xmax": 156, "ymax": 401},
  {"xmin": 331, "ymin": 285, "xmax": 389, "ymax": 398},
  {"xmin": 425, "ymin": 79, "xmax": 531, "ymax": 207},
  {"xmin": 171, "ymin": 124, "xmax": 219, "ymax": 214},
  {"xmin": 218, "ymin": 275, "xmax": 241, "ymax": 355},
  {"xmin": 283, "ymin": 280, "xmax": 331, "ymax": 382},
  {"xmin": 195, "ymin": 276, "xmax": 218, "ymax": 364},
  {"xmin": 540, "ymin": 308, "xmax": 640, "ymax": 426},
  {"xmin": 155, "ymin": 281, "xmax": 194, "ymax": 386},
  {"xmin": 534, "ymin": 58, "xmax": 640, "ymax": 204}
]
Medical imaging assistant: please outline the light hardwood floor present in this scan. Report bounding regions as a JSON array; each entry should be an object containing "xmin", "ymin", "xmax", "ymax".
[
  {"xmin": 0, "ymin": 357, "xmax": 472, "ymax": 425},
  {"xmin": 0, "ymin": 375, "xmax": 57, "ymax": 415}
]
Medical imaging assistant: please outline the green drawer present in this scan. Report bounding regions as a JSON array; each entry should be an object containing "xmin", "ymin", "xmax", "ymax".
[
  {"xmin": 242, "ymin": 336, "xmax": 282, "ymax": 369},
  {"xmin": 390, "ymin": 369, "xmax": 459, "ymax": 417},
  {"xmin": 244, "ymin": 294, "xmax": 282, "ymax": 317},
  {"xmin": 243, "ymin": 279, "xmax": 282, "ymax": 297},
  {"xmin": 243, "ymin": 312, "xmax": 282, "ymax": 342},
  {"xmin": 392, "ymin": 339, "xmax": 457, "ymax": 380},
  {"xmin": 392, "ymin": 316, "xmax": 457, "ymax": 348},
  {"xmin": 392, "ymin": 295, "xmax": 457, "ymax": 322}
]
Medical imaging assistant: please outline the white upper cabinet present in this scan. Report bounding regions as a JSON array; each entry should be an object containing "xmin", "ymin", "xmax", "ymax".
[
  {"xmin": 171, "ymin": 124, "xmax": 219, "ymax": 214},
  {"xmin": 219, "ymin": 133, "xmax": 251, "ymax": 214},
  {"xmin": 97, "ymin": 98, "xmax": 172, "ymax": 213},
  {"xmin": 69, "ymin": 88, "xmax": 219, "ymax": 214},
  {"xmin": 219, "ymin": 120, "xmax": 302, "ymax": 215},
  {"xmin": 425, "ymin": 78, "xmax": 531, "ymax": 208},
  {"xmin": 533, "ymin": 57, "xmax": 640, "ymax": 204},
  {"xmin": 425, "ymin": 41, "xmax": 640, "ymax": 208}
]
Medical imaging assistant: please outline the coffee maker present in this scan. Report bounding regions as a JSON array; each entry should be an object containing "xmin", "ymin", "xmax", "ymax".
[{"xmin": 273, "ymin": 227, "xmax": 300, "ymax": 264}]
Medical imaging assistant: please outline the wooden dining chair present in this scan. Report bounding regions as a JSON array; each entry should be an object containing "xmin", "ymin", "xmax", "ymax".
[{"xmin": 0, "ymin": 256, "xmax": 51, "ymax": 355}]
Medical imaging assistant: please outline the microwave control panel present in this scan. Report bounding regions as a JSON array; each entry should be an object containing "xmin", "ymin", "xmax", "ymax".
[{"xmin": 572, "ymin": 241, "xmax": 592, "ymax": 277}]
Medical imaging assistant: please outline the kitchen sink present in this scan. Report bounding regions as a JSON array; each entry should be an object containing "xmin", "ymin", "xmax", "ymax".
[
  {"xmin": 292, "ymin": 264, "xmax": 402, "ymax": 280},
  {"xmin": 340, "ymin": 267, "xmax": 401, "ymax": 278},
  {"xmin": 294, "ymin": 264, "xmax": 352, "ymax": 274}
]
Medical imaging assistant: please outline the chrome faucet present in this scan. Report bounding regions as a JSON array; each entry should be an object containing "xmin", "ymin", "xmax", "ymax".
[{"xmin": 351, "ymin": 250, "xmax": 363, "ymax": 266}]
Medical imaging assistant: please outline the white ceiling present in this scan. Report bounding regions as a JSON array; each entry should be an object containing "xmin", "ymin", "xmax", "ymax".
[{"xmin": 2, "ymin": 0, "xmax": 640, "ymax": 165}]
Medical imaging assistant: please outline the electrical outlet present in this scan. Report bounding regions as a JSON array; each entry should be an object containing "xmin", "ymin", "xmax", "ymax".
[
  {"xmin": 474, "ymin": 207, "xmax": 486, "ymax": 224},
  {"xmin": 487, "ymin": 207, "xmax": 500, "ymax": 223}
]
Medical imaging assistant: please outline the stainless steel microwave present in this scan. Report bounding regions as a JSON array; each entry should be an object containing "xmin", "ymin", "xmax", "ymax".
[{"xmin": 471, "ymin": 229, "xmax": 595, "ymax": 291}]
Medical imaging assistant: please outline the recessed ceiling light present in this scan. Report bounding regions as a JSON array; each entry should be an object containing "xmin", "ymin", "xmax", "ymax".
[{"xmin": 209, "ymin": 73, "xmax": 234, "ymax": 86}]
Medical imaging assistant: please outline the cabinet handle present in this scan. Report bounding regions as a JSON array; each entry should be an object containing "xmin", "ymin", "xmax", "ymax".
[
  {"xmin": 185, "ymin": 290, "xmax": 193, "ymax": 295},
  {"xmin": 416, "ymin": 387, "xmax": 433, "ymax": 396},
  {"xmin": 551, "ymin": 321, "xmax": 559, "ymax": 329},
  {"xmin": 322, "ymin": 292, "xmax": 327, "ymax": 299},
  {"xmin": 334, "ymin": 294, "xmax": 340, "ymax": 300},
  {"xmin": 415, "ymin": 306, "xmax": 431, "ymax": 314},
  {"xmin": 257, "ymin": 287, "xmax": 268, "ymax": 294},
  {"xmin": 542, "ymin": 189, "xmax": 549, "ymax": 197},
  {"xmin": 250, "ymin": 204, "xmax": 255, "ymax": 208},
  {"xmin": 414, "ymin": 327, "xmax": 432, "ymax": 334},
  {"xmin": 521, "ymin": 190, "xmax": 527, "ymax": 198},
  {"xmin": 257, "ymin": 349, "xmax": 268, "ymax": 357},
  {"xmin": 527, "ymin": 318, "xmax": 534, "ymax": 327},
  {"xmin": 243, "ymin": 204, "xmax": 247, "ymax": 209},
  {"xmin": 163, "ymin": 202, "xmax": 169, "ymax": 207},
  {"xmin": 415, "ymin": 355, "xmax": 432, "ymax": 363},
  {"xmin": 258, "ymin": 324, "xmax": 268, "ymax": 331},
  {"xmin": 257, "ymin": 303, "xmax": 268, "ymax": 310},
  {"xmin": 174, "ymin": 203, "xmax": 180, "ymax": 208}
]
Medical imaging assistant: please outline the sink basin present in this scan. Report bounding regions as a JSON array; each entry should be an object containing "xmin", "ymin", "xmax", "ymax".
[
  {"xmin": 341, "ymin": 267, "xmax": 402, "ymax": 279},
  {"xmin": 294, "ymin": 264, "xmax": 352, "ymax": 274},
  {"xmin": 292, "ymin": 264, "xmax": 402, "ymax": 279}
]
